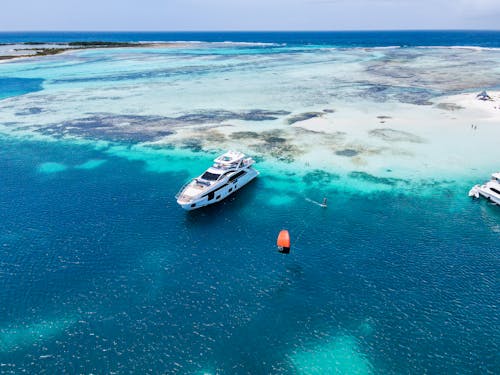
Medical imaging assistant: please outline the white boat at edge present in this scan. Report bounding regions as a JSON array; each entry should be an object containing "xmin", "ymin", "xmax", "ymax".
[
  {"xmin": 468, "ymin": 172, "xmax": 500, "ymax": 205},
  {"xmin": 176, "ymin": 151, "xmax": 259, "ymax": 210}
]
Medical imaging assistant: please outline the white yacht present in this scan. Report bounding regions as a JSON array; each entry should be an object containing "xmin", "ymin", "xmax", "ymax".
[
  {"xmin": 468, "ymin": 172, "xmax": 500, "ymax": 205},
  {"xmin": 176, "ymin": 151, "xmax": 259, "ymax": 210}
]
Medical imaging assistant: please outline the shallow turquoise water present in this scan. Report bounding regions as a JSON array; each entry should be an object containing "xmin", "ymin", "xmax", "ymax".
[{"xmin": 0, "ymin": 137, "xmax": 498, "ymax": 373}]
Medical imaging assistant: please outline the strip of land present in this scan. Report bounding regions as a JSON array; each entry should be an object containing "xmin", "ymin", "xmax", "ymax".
[{"xmin": 0, "ymin": 41, "xmax": 178, "ymax": 61}]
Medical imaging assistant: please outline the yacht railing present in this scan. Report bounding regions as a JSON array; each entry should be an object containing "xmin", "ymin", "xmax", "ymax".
[
  {"xmin": 243, "ymin": 157, "xmax": 254, "ymax": 166},
  {"xmin": 175, "ymin": 180, "xmax": 194, "ymax": 200},
  {"xmin": 175, "ymin": 178, "xmax": 212, "ymax": 201}
]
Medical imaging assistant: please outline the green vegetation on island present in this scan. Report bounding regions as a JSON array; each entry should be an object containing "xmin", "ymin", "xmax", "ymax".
[
  {"xmin": 34, "ymin": 48, "xmax": 69, "ymax": 56},
  {"xmin": 1, "ymin": 41, "xmax": 151, "ymax": 62}
]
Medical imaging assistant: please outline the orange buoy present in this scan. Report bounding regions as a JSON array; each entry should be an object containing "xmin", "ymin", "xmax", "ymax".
[{"xmin": 277, "ymin": 229, "xmax": 291, "ymax": 254}]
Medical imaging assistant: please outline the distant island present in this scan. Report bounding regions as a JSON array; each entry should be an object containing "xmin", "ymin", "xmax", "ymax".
[{"xmin": 0, "ymin": 41, "xmax": 171, "ymax": 61}]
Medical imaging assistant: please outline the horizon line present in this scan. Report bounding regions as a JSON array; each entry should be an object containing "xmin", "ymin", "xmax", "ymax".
[{"xmin": 1, "ymin": 29, "xmax": 500, "ymax": 33}]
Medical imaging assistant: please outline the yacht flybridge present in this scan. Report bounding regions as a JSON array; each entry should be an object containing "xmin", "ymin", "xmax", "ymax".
[
  {"xmin": 468, "ymin": 172, "xmax": 500, "ymax": 205},
  {"xmin": 176, "ymin": 151, "xmax": 259, "ymax": 210}
]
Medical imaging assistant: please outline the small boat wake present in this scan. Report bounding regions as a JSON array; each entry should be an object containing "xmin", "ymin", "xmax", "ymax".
[{"xmin": 305, "ymin": 197, "xmax": 328, "ymax": 208}]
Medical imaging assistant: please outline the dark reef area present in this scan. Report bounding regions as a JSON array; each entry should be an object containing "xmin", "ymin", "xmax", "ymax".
[
  {"xmin": 335, "ymin": 149, "xmax": 360, "ymax": 157},
  {"xmin": 302, "ymin": 169, "xmax": 340, "ymax": 185},
  {"xmin": 368, "ymin": 128, "xmax": 425, "ymax": 143},
  {"xmin": 32, "ymin": 109, "xmax": 291, "ymax": 143},
  {"xmin": 349, "ymin": 171, "xmax": 406, "ymax": 186}
]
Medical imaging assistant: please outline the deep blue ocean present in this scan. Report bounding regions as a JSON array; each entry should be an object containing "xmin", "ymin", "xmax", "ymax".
[
  {"xmin": 0, "ymin": 31, "xmax": 499, "ymax": 374},
  {"xmin": 1, "ymin": 136, "xmax": 498, "ymax": 374},
  {"xmin": 1, "ymin": 30, "xmax": 500, "ymax": 47}
]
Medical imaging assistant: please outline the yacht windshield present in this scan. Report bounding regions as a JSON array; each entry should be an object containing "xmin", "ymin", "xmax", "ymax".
[{"xmin": 201, "ymin": 171, "xmax": 220, "ymax": 181}]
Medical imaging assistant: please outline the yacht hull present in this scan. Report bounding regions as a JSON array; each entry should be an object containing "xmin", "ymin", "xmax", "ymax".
[
  {"xmin": 177, "ymin": 168, "xmax": 259, "ymax": 211},
  {"xmin": 469, "ymin": 176, "xmax": 500, "ymax": 205},
  {"xmin": 476, "ymin": 189, "xmax": 500, "ymax": 205}
]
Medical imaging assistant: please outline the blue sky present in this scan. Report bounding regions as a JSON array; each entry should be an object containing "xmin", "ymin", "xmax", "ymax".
[{"xmin": 2, "ymin": 0, "xmax": 499, "ymax": 31}]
